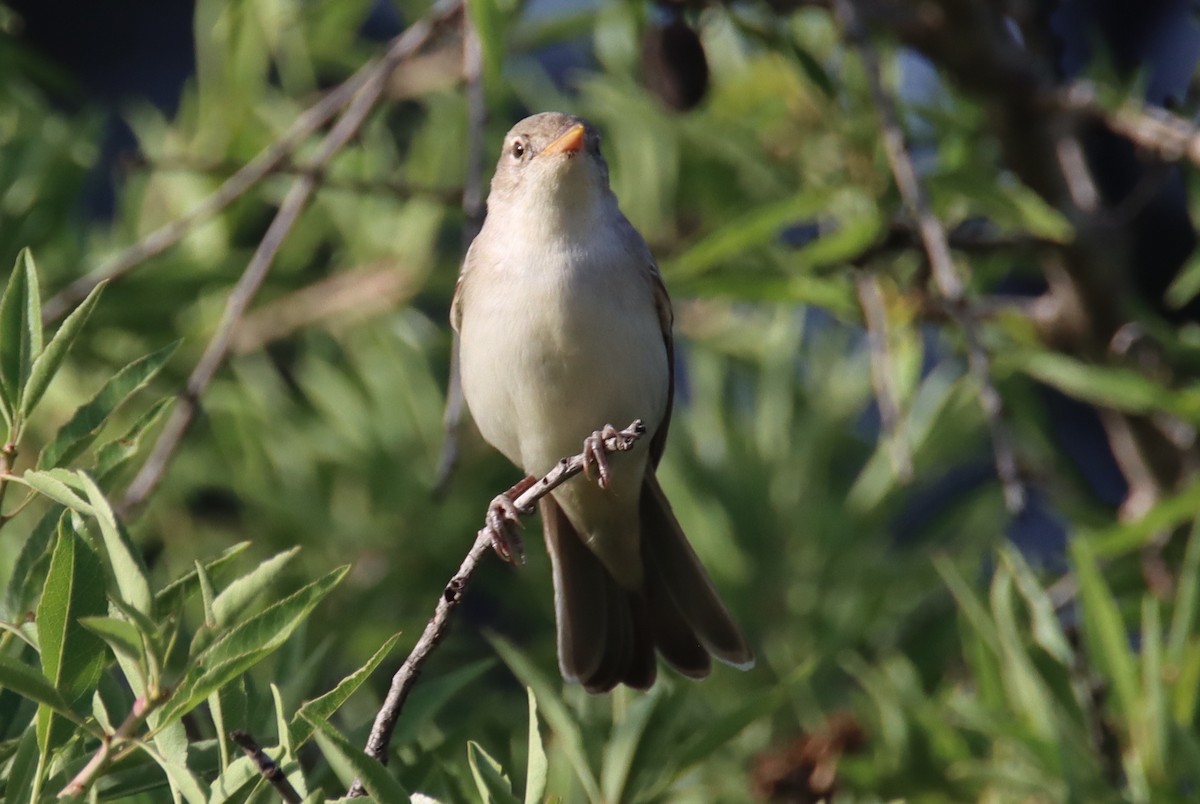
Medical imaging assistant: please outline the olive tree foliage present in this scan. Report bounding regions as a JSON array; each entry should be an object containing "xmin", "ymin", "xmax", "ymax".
[{"xmin": 1, "ymin": 0, "xmax": 1200, "ymax": 801}]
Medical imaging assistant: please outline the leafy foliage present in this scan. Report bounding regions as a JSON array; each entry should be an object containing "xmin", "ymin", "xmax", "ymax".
[{"xmin": 0, "ymin": 0, "xmax": 1198, "ymax": 802}]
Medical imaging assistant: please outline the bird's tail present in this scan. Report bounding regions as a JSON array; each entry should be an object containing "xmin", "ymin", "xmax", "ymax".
[{"xmin": 540, "ymin": 473, "xmax": 753, "ymax": 693}]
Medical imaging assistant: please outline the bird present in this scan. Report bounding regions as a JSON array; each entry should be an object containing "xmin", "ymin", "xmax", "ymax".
[{"xmin": 450, "ymin": 111, "xmax": 754, "ymax": 692}]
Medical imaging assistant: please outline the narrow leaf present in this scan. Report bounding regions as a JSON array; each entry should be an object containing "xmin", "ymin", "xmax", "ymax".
[
  {"xmin": 304, "ymin": 712, "xmax": 410, "ymax": 800},
  {"xmin": 36, "ymin": 522, "xmax": 108, "ymax": 756},
  {"xmin": 0, "ymin": 248, "xmax": 43, "ymax": 411},
  {"xmin": 524, "ymin": 688, "xmax": 547, "ymax": 804},
  {"xmin": 20, "ymin": 280, "xmax": 105, "ymax": 418},
  {"xmin": 22, "ymin": 468, "xmax": 93, "ymax": 514},
  {"xmin": 1071, "ymin": 538, "xmax": 1139, "ymax": 723},
  {"xmin": 3, "ymin": 508, "xmax": 59, "ymax": 617},
  {"xmin": 468, "ymin": 741, "xmax": 520, "ymax": 804},
  {"xmin": 94, "ymin": 396, "xmax": 173, "ymax": 480},
  {"xmin": 211, "ymin": 547, "xmax": 301, "ymax": 628},
  {"xmin": 291, "ymin": 632, "xmax": 401, "ymax": 747},
  {"xmin": 159, "ymin": 567, "xmax": 348, "ymax": 723},
  {"xmin": 0, "ymin": 653, "xmax": 76, "ymax": 719},
  {"xmin": 39, "ymin": 342, "xmax": 178, "ymax": 470},
  {"xmin": 80, "ymin": 615, "xmax": 145, "ymax": 665},
  {"xmin": 79, "ymin": 471, "xmax": 153, "ymax": 615},
  {"xmin": 488, "ymin": 633, "xmax": 602, "ymax": 803},
  {"xmin": 155, "ymin": 541, "xmax": 250, "ymax": 612}
]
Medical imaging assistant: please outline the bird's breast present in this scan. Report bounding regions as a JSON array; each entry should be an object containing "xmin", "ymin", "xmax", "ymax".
[{"xmin": 459, "ymin": 233, "xmax": 669, "ymax": 477}]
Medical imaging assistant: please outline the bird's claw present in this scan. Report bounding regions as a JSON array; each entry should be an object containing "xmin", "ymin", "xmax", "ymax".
[
  {"xmin": 486, "ymin": 494, "xmax": 526, "ymax": 564},
  {"xmin": 583, "ymin": 424, "xmax": 622, "ymax": 491}
]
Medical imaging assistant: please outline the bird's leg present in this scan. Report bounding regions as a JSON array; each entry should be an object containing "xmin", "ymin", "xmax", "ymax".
[
  {"xmin": 486, "ymin": 475, "xmax": 537, "ymax": 564},
  {"xmin": 582, "ymin": 424, "xmax": 623, "ymax": 491}
]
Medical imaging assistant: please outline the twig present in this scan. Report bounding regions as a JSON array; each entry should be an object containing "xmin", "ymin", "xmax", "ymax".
[
  {"xmin": 117, "ymin": 153, "xmax": 463, "ymax": 203},
  {"xmin": 433, "ymin": 11, "xmax": 487, "ymax": 496},
  {"xmin": 58, "ymin": 695, "xmax": 156, "ymax": 799},
  {"xmin": 230, "ymin": 730, "xmax": 302, "ymax": 804},
  {"xmin": 1062, "ymin": 82, "xmax": 1200, "ymax": 170},
  {"xmin": 854, "ymin": 271, "xmax": 913, "ymax": 481},
  {"xmin": 347, "ymin": 420, "xmax": 647, "ymax": 798},
  {"xmin": 0, "ymin": 442, "xmax": 16, "ymax": 531},
  {"xmin": 42, "ymin": 0, "xmax": 464, "ymax": 325},
  {"xmin": 118, "ymin": 0, "xmax": 464, "ymax": 517},
  {"xmin": 837, "ymin": 0, "xmax": 1025, "ymax": 513}
]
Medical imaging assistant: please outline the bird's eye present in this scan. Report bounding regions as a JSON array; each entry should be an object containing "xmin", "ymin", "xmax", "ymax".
[{"xmin": 511, "ymin": 140, "xmax": 526, "ymax": 160}]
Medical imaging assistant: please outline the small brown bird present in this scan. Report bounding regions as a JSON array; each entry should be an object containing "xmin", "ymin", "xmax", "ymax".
[{"xmin": 451, "ymin": 112, "xmax": 753, "ymax": 691}]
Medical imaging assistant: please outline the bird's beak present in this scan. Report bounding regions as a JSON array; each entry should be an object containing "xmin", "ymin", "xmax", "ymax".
[{"xmin": 540, "ymin": 123, "xmax": 586, "ymax": 157}]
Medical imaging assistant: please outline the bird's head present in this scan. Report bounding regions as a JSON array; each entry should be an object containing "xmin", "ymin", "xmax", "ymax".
[{"xmin": 486, "ymin": 112, "xmax": 613, "ymax": 223}]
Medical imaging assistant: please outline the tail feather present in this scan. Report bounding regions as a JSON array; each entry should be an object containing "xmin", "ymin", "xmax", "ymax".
[
  {"xmin": 540, "ymin": 473, "xmax": 753, "ymax": 692},
  {"xmin": 640, "ymin": 473, "xmax": 755, "ymax": 669}
]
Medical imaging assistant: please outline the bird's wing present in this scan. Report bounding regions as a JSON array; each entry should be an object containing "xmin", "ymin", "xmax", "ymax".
[{"xmin": 648, "ymin": 260, "xmax": 674, "ymax": 470}]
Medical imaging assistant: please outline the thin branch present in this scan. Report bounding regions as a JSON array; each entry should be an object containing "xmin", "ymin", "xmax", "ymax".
[
  {"xmin": 230, "ymin": 730, "xmax": 302, "ymax": 804},
  {"xmin": 118, "ymin": 0, "xmax": 464, "ymax": 517},
  {"xmin": 347, "ymin": 420, "xmax": 647, "ymax": 798},
  {"xmin": 42, "ymin": 0, "xmax": 464, "ymax": 326},
  {"xmin": 118, "ymin": 153, "xmax": 463, "ymax": 203},
  {"xmin": 59, "ymin": 695, "xmax": 157, "ymax": 799},
  {"xmin": 854, "ymin": 271, "xmax": 913, "ymax": 482},
  {"xmin": 837, "ymin": 0, "xmax": 1025, "ymax": 513},
  {"xmin": 1062, "ymin": 82, "xmax": 1200, "ymax": 170}
]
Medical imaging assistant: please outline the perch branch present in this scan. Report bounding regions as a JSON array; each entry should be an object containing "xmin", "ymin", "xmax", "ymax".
[
  {"xmin": 346, "ymin": 420, "xmax": 647, "ymax": 798},
  {"xmin": 837, "ymin": 0, "xmax": 1025, "ymax": 512},
  {"xmin": 230, "ymin": 730, "xmax": 302, "ymax": 804},
  {"xmin": 118, "ymin": 0, "xmax": 464, "ymax": 516}
]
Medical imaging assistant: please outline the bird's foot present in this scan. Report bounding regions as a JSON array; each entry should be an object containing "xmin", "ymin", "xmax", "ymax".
[
  {"xmin": 486, "ymin": 476, "xmax": 537, "ymax": 564},
  {"xmin": 582, "ymin": 424, "xmax": 624, "ymax": 490}
]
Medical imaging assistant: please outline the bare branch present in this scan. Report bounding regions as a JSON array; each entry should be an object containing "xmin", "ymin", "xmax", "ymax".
[
  {"xmin": 230, "ymin": 730, "xmax": 302, "ymax": 804},
  {"xmin": 118, "ymin": 0, "xmax": 465, "ymax": 516},
  {"xmin": 347, "ymin": 420, "xmax": 647, "ymax": 798},
  {"xmin": 59, "ymin": 695, "xmax": 158, "ymax": 799},
  {"xmin": 1062, "ymin": 82, "xmax": 1200, "ymax": 170},
  {"xmin": 837, "ymin": 0, "xmax": 1025, "ymax": 512}
]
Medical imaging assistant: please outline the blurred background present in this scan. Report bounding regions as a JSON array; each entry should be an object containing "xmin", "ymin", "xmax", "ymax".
[{"xmin": 3, "ymin": 0, "xmax": 1200, "ymax": 800}]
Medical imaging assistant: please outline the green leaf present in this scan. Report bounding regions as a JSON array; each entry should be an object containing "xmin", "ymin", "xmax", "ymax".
[
  {"xmin": 159, "ymin": 567, "xmax": 348, "ymax": 723},
  {"xmin": 665, "ymin": 190, "xmax": 833, "ymax": 280},
  {"xmin": 487, "ymin": 633, "xmax": 602, "ymax": 803},
  {"xmin": 1138, "ymin": 597, "xmax": 1167, "ymax": 781},
  {"xmin": 211, "ymin": 547, "xmax": 301, "ymax": 628},
  {"xmin": 36, "ymin": 522, "xmax": 108, "ymax": 755},
  {"xmin": 468, "ymin": 741, "xmax": 520, "ymax": 804},
  {"xmin": 990, "ymin": 563, "xmax": 1055, "ymax": 742},
  {"xmin": 464, "ymin": 0, "xmax": 507, "ymax": 91},
  {"xmin": 1167, "ymin": 521, "xmax": 1200, "ymax": 666},
  {"xmin": 93, "ymin": 396, "xmax": 173, "ymax": 481},
  {"xmin": 3, "ymin": 508, "xmax": 59, "ymax": 618},
  {"xmin": 524, "ymin": 688, "xmax": 547, "ymax": 804},
  {"xmin": 21, "ymin": 468, "xmax": 93, "ymax": 514},
  {"xmin": 79, "ymin": 471, "xmax": 153, "ymax": 615},
  {"xmin": 1003, "ymin": 349, "xmax": 1200, "ymax": 422},
  {"xmin": 20, "ymin": 280, "xmax": 105, "ymax": 418},
  {"xmin": 0, "ymin": 652, "xmax": 77, "ymax": 720},
  {"xmin": 1071, "ymin": 538, "xmax": 1139, "ymax": 724},
  {"xmin": 291, "ymin": 631, "xmax": 402, "ymax": 747},
  {"xmin": 600, "ymin": 688, "xmax": 660, "ymax": 803},
  {"xmin": 4, "ymin": 727, "xmax": 39, "ymax": 804},
  {"xmin": 0, "ymin": 248, "xmax": 44, "ymax": 420},
  {"xmin": 39, "ymin": 341, "xmax": 177, "ymax": 470},
  {"xmin": 303, "ymin": 711, "xmax": 410, "ymax": 800},
  {"xmin": 155, "ymin": 541, "xmax": 250, "ymax": 612},
  {"xmin": 79, "ymin": 615, "xmax": 145, "ymax": 666},
  {"xmin": 391, "ymin": 658, "xmax": 494, "ymax": 745}
]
